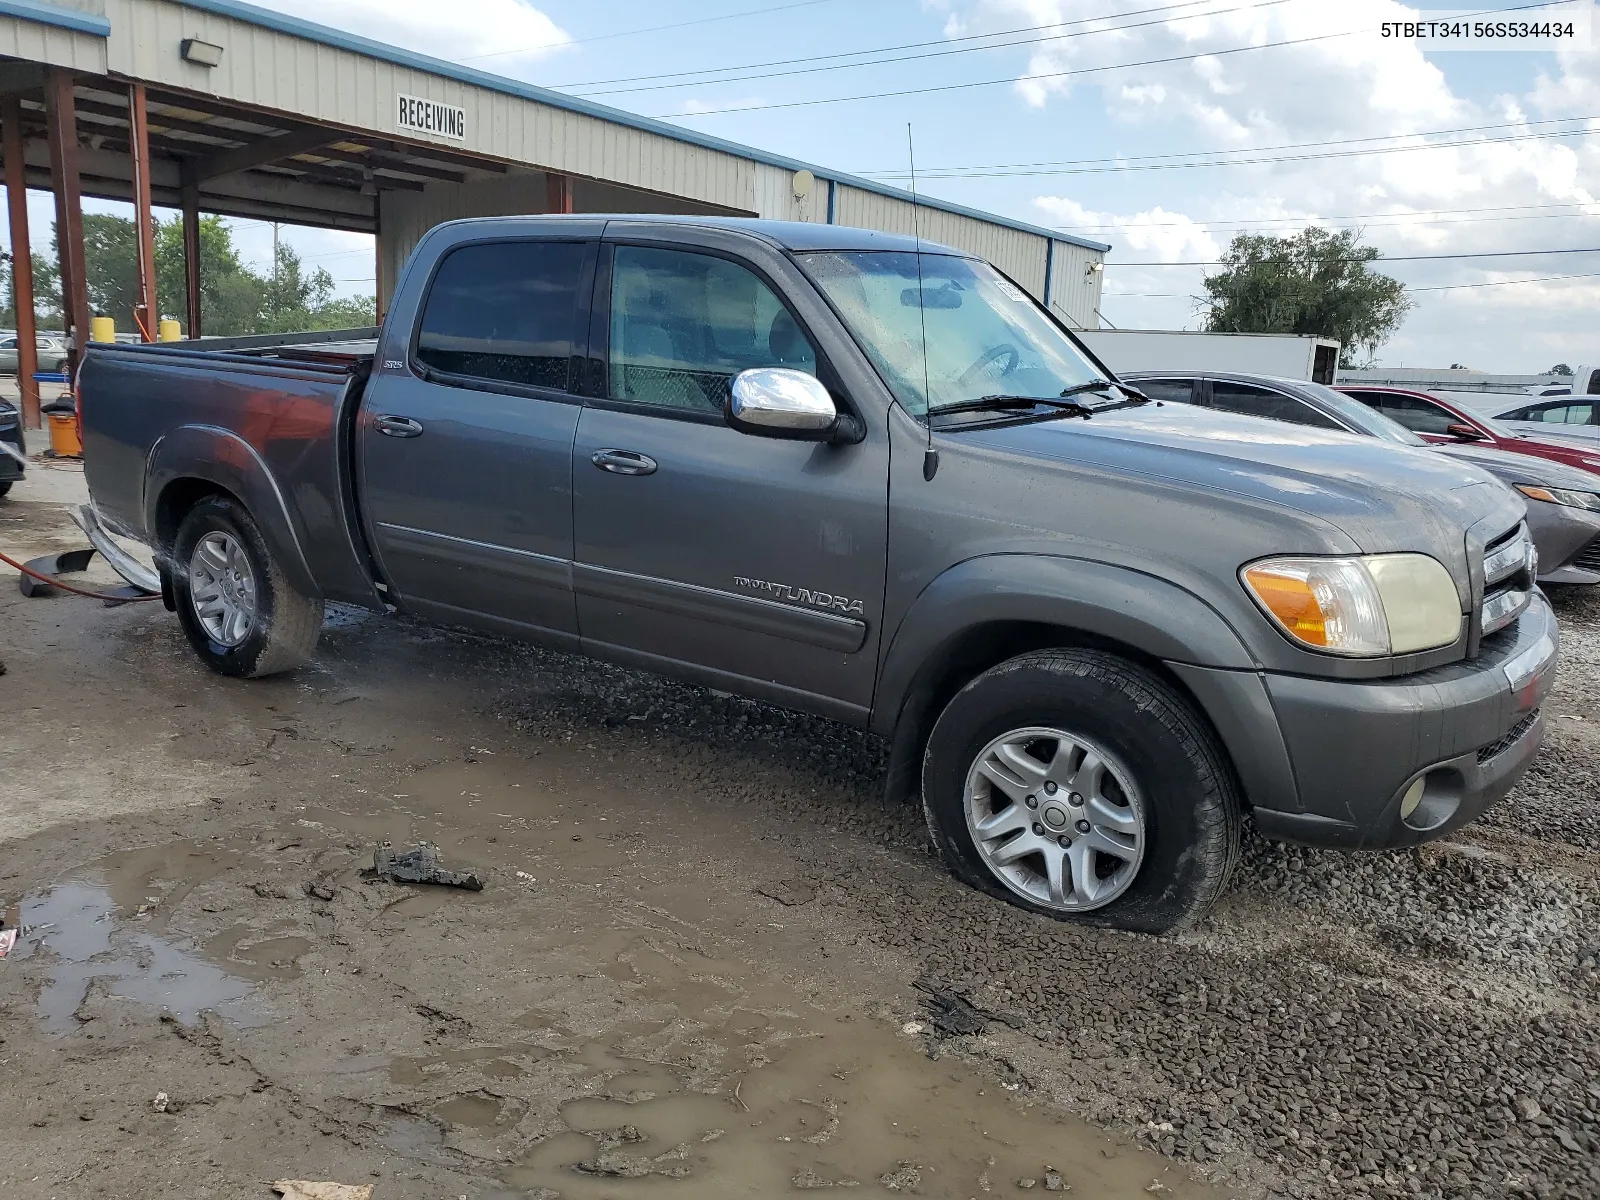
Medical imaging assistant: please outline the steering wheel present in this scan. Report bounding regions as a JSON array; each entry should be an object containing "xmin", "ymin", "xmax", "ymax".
[{"xmin": 956, "ymin": 343, "xmax": 1021, "ymax": 389}]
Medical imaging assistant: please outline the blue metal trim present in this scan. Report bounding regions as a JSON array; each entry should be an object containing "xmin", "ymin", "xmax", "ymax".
[
  {"xmin": 168, "ymin": 0, "xmax": 1110, "ymax": 254},
  {"xmin": 826, "ymin": 179, "xmax": 836, "ymax": 225},
  {"xmin": 0, "ymin": 0, "xmax": 110, "ymax": 36},
  {"xmin": 1043, "ymin": 239, "xmax": 1055, "ymax": 306}
]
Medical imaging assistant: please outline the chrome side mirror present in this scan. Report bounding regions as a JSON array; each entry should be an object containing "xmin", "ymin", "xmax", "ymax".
[{"xmin": 726, "ymin": 368, "xmax": 841, "ymax": 441}]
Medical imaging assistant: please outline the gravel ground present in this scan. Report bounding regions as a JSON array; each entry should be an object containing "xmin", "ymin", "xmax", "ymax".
[{"xmin": 2, "ymin": 475, "xmax": 1597, "ymax": 1200}]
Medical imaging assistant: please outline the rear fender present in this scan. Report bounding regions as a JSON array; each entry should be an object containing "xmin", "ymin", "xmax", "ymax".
[{"xmin": 145, "ymin": 424, "xmax": 318, "ymax": 598}]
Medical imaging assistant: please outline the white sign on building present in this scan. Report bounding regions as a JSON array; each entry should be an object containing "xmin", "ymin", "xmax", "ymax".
[{"xmin": 396, "ymin": 93, "xmax": 466, "ymax": 141}]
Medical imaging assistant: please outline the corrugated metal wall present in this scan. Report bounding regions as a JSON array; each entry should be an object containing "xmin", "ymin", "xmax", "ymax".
[
  {"xmin": 1048, "ymin": 241, "xmax": 1106, "ymax": 331},
  {"xmin": 0, "ymin": 16, "xmax": 107, "ymax": 71}
]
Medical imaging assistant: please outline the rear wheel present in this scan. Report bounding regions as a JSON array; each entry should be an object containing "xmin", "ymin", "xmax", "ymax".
[
  {"xmin": 0, "ymin": 481, "xmax": 12, "ymax": 498},
  {"xmin": 921, "ymin": 648, "xmax": 1241, "ymax": 933},
  {"xmin": 170, "ymin": 496, "xmax": 321, "ymax": 677}
]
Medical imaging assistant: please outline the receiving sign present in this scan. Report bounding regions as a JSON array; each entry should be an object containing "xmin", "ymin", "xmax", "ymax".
[{"xmin": 396, "ymin": 93, "xmax": 466, "ymax": 141}]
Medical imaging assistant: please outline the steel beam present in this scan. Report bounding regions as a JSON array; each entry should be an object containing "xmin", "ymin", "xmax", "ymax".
[
  {"xmin": 1, "ymin": 95, "xmax": 40, "ymax": 429},
  {"xmin": 182, "ymin": 125, "xmax": 341, "ymax": 184},
  {"xmin": 129, "ymin": 84, "xmax": 157, "ymax": 340},
  {"xmin": 182, "ymin": 181, "xmax": 201, "ymax": 339},
  {"xmin": 43, "ymin": 69, "xmax": 89, "ymax": 375}
]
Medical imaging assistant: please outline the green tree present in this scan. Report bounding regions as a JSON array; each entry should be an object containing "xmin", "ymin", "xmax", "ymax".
[
  {"xmin": 0, "ymin": 250, "xmax": 62, "ymax": 329},
  {"xmin": 154, "ymin": 212, "xmax": 268, "ymax": 337},
  {"xmin": 81, "ymin": 212, "xmax": 145, "ymax": 331},
  {"xmin": 1201, "ymin": 227, "xmax": 1413, "ymax": 367},
  {"xmin": 1549, "ymin": 363, "xmax": 1574, "ymax": 377}
]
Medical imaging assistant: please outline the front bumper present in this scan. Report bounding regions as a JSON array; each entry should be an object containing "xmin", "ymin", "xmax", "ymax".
[
  {"xmin": 1247, "ymin": 593, "xmax": 1558, "ymax": 850},
  {"xmin": 1525, "ymin": 499, "xmax": 1600, "ymax": 585}
]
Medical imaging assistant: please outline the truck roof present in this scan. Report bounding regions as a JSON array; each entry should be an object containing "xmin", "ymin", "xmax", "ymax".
[{"xmin": 441, "ymin": 213, "xmax": 968, "ymax": 257}]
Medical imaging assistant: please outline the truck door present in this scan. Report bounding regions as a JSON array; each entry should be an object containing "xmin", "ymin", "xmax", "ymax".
[
  {"xmin": 571, "ymin": 240, "xmax": 888, "ymax": 720},
  {"xmin": 358, "ymin": 232, "xmax": 597, "ymax": 644}
]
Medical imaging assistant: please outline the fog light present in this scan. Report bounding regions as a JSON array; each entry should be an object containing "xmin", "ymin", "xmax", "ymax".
[{"xmin": 1399, "ymin": 777, "xmax": 1426, "ymax": 821}]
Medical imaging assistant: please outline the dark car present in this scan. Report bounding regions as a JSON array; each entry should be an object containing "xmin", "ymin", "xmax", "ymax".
[
  {"xmin": 0, "ymin": 399, "xmax": 24, "ymax": 497},
  {"xmin": 1335, "ymin": 384, "xmax": 1600, "ymax": 479},
  {"xmin": 1123, "ymin": 371, "xmax": 1600, "ymax": 585}
]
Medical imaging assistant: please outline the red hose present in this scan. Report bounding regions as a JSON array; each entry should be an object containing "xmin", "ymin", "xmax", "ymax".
[{"xmin": 0, "ymin": 547, "xmax": 160, "ymax": 602}]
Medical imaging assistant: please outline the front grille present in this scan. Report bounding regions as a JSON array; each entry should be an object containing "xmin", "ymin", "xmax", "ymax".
[
  {"xmin": 1477, "ymin": 708, "xmax": 1540, "ymax": 764},
  {"xmin": 1480, "ymin": 524, "xmax": 1534, "ymax": 638},
  {"xmin": 1575, "ymin": 538, "xmax": 1600, "ymax": 574}
]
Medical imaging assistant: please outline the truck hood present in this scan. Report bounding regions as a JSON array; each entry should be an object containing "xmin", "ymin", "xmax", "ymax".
[{"xmin": 955, "ymin": 401, "xmax": 1517, "ymax": 552}]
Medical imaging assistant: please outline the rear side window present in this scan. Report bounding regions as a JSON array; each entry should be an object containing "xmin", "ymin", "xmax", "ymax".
[
  {"xmin": 608, "ymin": 245, "xmax": 817, "ymax": 414},
  {"xmin": 1209, "ymin": 381, "xmax": 1341, "ymax": 429},
  {"xmin": 1523, "ymin": 402, "xmax": 1600, "ymax": 426},
  {"xmin": 416, "ymin": 240, "xmax": 587, "ymax": 390},
  {"xmin": 1132, "ymin": 378, "xmax": 1196, "ymax": 404},
  {"xmin": 1587, "ymin": 370, "xmax": 1600, "ymax": 396}
]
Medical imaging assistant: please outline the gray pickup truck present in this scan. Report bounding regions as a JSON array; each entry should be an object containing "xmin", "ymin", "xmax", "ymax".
[{"xmin": 79, "ymin": 215, "xmax": 1558, "ymax": 932}]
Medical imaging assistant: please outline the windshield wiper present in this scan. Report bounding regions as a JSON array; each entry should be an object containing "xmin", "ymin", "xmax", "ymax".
[
  {"xmin": 928, "ymin": 394, "xmax": 1096, "ymax": 418},
  {"xmin": 1059, "ymin": 379, "xmax": 1152, "ymax": 407}
]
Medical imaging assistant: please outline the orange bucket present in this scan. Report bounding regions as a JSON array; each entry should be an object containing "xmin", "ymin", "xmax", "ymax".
[{"xmin": 48, "ymin": 410, "xmax": 82, "ymax": 457}]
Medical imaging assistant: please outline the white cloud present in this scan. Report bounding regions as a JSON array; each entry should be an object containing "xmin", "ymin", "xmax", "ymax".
[
  {"xmin": 269, "ymin": 0, "xmax": 570, "ymax": 64},
  {"xmin": 942, "ymin": 0, "xmax": 1600, "ymax": 367}
]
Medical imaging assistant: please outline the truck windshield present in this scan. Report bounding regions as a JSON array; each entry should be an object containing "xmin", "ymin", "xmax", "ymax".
[{"xmin": 799, "ymin": 250, "xmax": 1107, "ymax": 417}]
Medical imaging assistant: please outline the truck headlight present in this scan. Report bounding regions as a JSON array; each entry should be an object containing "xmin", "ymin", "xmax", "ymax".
[
  {"xmin": 1514, "ymin": 484, "xmax": 1600, "ymax": 511},
  {"xmin": 1241, "ymin": 554, "xmax": 1462, "ymax": 657}
]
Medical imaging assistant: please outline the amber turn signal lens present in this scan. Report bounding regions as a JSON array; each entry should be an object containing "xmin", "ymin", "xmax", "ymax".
[{"xmin": 1241, "ymin": 564, "xmax": 1331, "ymax": 647}]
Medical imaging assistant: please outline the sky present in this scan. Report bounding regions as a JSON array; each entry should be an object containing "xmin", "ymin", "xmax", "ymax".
[{"xmin": 19, "ymin": 0, "xmax": 1600, "ymax": 371}]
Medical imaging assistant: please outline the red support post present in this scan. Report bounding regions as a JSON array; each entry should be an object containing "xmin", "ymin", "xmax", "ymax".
[
  {"xmin": 43, "ymin": 68, "xmax": 90, "ymax": 376},
  {"xmin": 545, "ymin": 171, "xmax": 573, "ymax": 214},
  {"xmin": 182, "ymin": 182, "xmax": 202, "ymax": 339},
  {"xmin": 1, "ymin": 94, "xmax": 40, "ymax": 430},
  {"xmin": 129, "ymin": 83, "xmax": 157, "ymax": 341}
]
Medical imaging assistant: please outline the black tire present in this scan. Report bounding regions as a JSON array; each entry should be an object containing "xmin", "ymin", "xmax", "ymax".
[
  {"xmin": 922, "ymin": 648, "xmax": 1241, "ymax": 933},
  {"xmin": 170, "ymin": 495, "xmax": 322, "ymax": 678},
  {"xmin": 0, "ymin": 481, "xmax": 12, "ymax": 498}
]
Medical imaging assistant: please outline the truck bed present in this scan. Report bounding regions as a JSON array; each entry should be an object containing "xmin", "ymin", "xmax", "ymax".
[{"xmin": 79, "ymin": 338, "xmax": 383, "ymax": 609}]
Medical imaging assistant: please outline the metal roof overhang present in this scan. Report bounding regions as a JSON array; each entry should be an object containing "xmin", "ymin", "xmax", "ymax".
[{"xmin": 0, "ymin": 64, "xmax": 525, "ymax": 231}]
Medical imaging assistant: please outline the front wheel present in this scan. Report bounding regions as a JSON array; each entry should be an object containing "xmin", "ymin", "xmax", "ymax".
[
  {"xmin": 921, "ymin": 648, "xmax": 1241, "ymax": 933},
  {"xmin": 170, "ymin": 495, "xmax": 322, "ymax": 678}
]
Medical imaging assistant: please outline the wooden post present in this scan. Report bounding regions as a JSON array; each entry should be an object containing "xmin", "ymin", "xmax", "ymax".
[
  {"xmin": 1, "ymin": 95, "xmax": 40, "ymax": 430},
  {"xmin": 43, "ymin": 68, "xmax": 89, "ymax": 377},
  {"xmin": 129, "ymin": 83, "xmax": 157, "ymax": 341},
  {"xmin": 181, "ymin": 181, "xmax": 202, "ymax": 339},
  {"xmin": 545, "ymin": 171, "xmax": 573, "ymax": 214}
]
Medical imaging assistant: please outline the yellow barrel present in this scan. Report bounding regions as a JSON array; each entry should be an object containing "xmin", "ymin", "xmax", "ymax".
[
  {"xmin": 90, "ymin": 315, "xmax": 115, "ymax": 343},
  {"xmin": 159, "ymin": 318, "xmax": 182, "ymax": 342},
  {"xmin": 48, "ymin": 410, "xmax": 82, "ymax": 457}
]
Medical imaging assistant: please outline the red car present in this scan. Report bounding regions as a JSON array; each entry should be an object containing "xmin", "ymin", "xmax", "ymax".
[{"xmin": 1336, "ymin": 384, "xmax": 1600, "ymax": 479}]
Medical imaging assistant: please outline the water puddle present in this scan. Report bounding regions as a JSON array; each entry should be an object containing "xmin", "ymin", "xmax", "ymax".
[{"xmin": 17, "ymin": 882, "xmax": 264, "ymax": 1031}]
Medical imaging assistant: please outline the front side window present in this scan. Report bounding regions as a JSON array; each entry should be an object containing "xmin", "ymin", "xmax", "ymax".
[
  {"xmin": 1370, "ymin": 393, "xmax": 1457, "ymax": 435},
  {"xmin": 415, "ymin": 240, "xmax": 587, "ymax": 390},
  {"xmin": 1209, "ymin": 381, "xmax": 1341, "ymax": 430},
  {"xmin": 608, "ymin": 245, "xmax": 817, "ymax": 414},
  {"xmin": 1526, "ymin": 402, "xmax": 1600, "ymax": 426},
  {"xmin": 799, "ymin": 251, "xmax": 1103, "ymax": 416}
]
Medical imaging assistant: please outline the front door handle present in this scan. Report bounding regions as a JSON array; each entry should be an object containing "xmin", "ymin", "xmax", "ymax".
[
  {"xmin": 591, "ymin": 448, "xmax": 657, "ymax": 476},
  {"xmin": 375, "ymin": 415, "xmax": 424, "ymax": 438}
]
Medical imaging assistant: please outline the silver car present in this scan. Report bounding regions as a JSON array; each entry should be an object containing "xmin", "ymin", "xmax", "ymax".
[
  {"xmin": 1467, "ymin": 393, "xmax": 1600, "ymax": 448},
  {"xmin": 0, "ymin": 332, "xmax": 69, "ymax": 374}
]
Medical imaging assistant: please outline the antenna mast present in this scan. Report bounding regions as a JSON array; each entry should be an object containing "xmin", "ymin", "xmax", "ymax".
[{"xmin": 907, "ymin": 124, "xmax": 938, "ymax": 481}]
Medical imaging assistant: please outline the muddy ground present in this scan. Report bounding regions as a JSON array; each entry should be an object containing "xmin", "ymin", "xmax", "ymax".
[{"xmin": 1, "ymin": 456, "xmax": 1596, "ymax": 1200}]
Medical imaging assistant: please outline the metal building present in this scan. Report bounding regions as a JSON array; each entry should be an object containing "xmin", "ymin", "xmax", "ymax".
[{"xmin": 0, "ymin": 0, "xmax": 1110, "ymax": 427}]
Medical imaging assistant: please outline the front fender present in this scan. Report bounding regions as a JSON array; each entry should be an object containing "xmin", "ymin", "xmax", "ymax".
[
  {"xmin": 872, "ymin": 553, "xmax": 1258, "ymax": 736},
  {"xmin": 144, "ymin": 424, "xmax": 319, "ymax": 598}
]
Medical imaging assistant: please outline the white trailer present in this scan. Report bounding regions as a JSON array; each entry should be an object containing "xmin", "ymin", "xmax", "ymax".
[{"xmin": 1077, "ymin": 330, "xmax": 1341, "ymax": 383}]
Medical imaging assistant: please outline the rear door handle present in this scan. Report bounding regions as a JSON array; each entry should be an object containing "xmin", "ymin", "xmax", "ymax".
[
  {"xmin": 375, "ymin": 415, "xmax": 424, "ymax": 438},
  {"xmin": 591, "ymin": 448, "xmax": 657, "ymax": 476}
]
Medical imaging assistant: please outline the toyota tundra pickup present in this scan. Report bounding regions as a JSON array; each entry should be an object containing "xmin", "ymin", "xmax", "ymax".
[{"xmin": 77, "ymin": 215, "xmax": 1558, "ymax": 932}]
